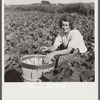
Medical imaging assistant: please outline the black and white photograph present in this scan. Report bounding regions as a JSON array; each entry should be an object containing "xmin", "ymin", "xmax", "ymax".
[
  {"xmin": 2, "ymin": 0, "xmax": 99, "ymax": 100},
  {"xmin": 4, "ymin": 0, "xmax": 96, "ymax": 83}
]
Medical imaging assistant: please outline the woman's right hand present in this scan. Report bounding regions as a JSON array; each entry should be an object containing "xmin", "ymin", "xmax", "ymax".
[{"xmin": 39, "ymin": 46, "xmax": 49, "ymax": 52}]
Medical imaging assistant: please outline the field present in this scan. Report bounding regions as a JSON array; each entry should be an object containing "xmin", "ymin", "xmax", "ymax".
[{"xmin": 4, "ymin": 3, "xmax": 95, "ymax": 82}]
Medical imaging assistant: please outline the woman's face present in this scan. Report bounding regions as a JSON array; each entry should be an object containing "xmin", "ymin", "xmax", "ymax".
[{"xmin": 62, "ymin": 21, "xmax": 70, "ymax": 34}]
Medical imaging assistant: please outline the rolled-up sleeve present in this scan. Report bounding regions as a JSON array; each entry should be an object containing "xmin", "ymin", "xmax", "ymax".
[
  {"xmin": 53, "ymin": 35, "xmax": 62, "ymax": 49},
  {"xmin": 68, "ymin": 31, "xmax": 87, "ymax": 53}
]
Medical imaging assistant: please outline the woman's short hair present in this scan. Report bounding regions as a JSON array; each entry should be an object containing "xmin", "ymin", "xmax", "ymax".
[{"xmin": 59, "ymin": 14, "xmax": 75, "ymax": 30}]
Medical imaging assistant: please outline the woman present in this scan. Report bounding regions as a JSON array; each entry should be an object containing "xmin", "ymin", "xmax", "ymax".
[{"xmin": 40, "ymin": 14, "xmax": 87, "ymax": 67}]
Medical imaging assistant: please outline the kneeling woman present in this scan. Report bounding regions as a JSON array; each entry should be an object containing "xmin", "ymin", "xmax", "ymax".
[{"xmin": 40, "ymin": 15, "xmax": 87, "ymax": 68}]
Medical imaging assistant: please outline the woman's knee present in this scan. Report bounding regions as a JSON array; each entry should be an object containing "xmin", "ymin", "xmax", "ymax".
[
  {"xmin": 58, "ymin": 55, "xmax": 69, "ymax": 66},
  {"xmin": 59, "ymin": 55, "xmax": 71, "ymax": 61}
]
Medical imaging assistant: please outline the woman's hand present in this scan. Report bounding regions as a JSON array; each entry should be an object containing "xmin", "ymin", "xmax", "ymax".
[
  {"xmin": 43, "ymin": 52, "xmax": 55, "ymax": 64},
  {"xmin": 40, "ymin": 46, "xmax": 49, "ymax": 52}
]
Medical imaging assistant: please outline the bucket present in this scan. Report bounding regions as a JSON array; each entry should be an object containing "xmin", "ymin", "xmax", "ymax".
[{"xmin": 20, "ymin": 54, "xmax": 55, "ymax": 82}]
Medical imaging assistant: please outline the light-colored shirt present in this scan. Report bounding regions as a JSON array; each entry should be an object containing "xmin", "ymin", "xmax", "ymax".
[{"xmin": 54, "ymin": 29, "xmax": 87, "ymax": 53}]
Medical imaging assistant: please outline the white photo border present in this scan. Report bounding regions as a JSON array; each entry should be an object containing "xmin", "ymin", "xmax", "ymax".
[{"xmin": 2, "ymin": 0, "xmax": 98, "ymax": 100}]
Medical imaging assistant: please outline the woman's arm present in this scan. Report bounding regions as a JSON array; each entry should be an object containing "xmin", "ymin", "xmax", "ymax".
[
  {"xmin": 48, "ymin": 45, "xmax": 58, "ymax": 51},
  {"xmin": 39, "ymin": 45, "xmax": 57, "ymax": 52},
  {"xmin": 40, "ymin": 34, "xmax": 62, "ymax": 52},
  {"xmin": 53, "ymin": 47, "xmax": 73, "ymax": 56},
  {"xmin": 44, "ymin": 47, "xmax": 73, "ymax": 63}
]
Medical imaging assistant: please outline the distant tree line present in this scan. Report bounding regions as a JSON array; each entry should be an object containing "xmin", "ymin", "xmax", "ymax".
[
  {"xmin": 41, "ymin": 0, "xmax": 51, "ymax": 5},
  {"xmin": 5, "ymin": 3, "xmax": 94, "ymax": 16}
]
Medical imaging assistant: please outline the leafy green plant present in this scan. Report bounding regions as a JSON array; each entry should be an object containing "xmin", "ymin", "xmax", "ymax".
[{"xmin": 4, "ymin": 3, "xmax": 94, "ymax": 82}]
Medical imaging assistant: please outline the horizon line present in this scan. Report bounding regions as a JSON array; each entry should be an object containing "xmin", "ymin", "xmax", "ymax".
[{"xmin": 4, "ymin": 2, "xmax": 94, "ymax": 6}]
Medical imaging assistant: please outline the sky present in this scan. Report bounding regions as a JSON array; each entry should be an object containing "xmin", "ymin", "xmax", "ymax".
[{"xmin": 4, "ymin": 0, "xmax": 95, "ymax": 5}]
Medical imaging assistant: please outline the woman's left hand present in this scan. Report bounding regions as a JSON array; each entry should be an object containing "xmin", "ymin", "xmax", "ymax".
[{"xmin": 43, "ymin": 52, "xmax": 55, "ymax": 64}]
